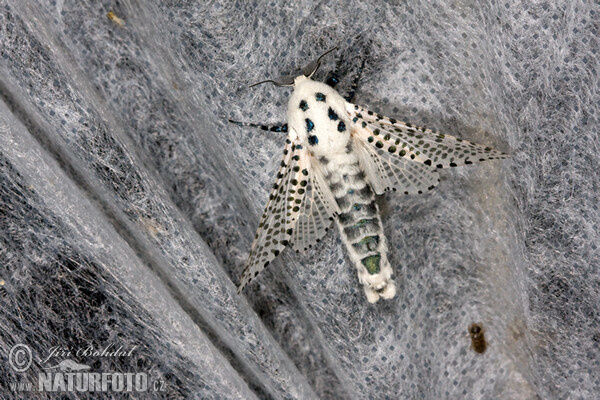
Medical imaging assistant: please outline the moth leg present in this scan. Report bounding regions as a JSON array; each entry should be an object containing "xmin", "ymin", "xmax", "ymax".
[
  {"xmin": 324, "ymin": 46, "xmax": 346, "ymax": 88},
  {"xmin": 228, "ymin": 119, "xmax": 288, "ymax": 133},
  {"xmin": 343, "ymin": 31, "xmax": 374, "ymax": 102},
  {"xmin": 324, "ymin": 39, "xmax": 369, "ymax": 100},
  {"xmin": 326, "ymin": 37, "xmax": 367, "ymax": 92},
  {"xmin": 325, "ymin": 68, "xmax": 342, "ymax": 88},
  {"xmin": 344, "ymin": 55, "xmax": 367, "ymax": 103}
]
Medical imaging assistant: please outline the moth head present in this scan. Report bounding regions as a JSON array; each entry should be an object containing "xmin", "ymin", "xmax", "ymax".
[{"xmin": 249, "ymin": 47, "xmax": 338, "ymax": 88}]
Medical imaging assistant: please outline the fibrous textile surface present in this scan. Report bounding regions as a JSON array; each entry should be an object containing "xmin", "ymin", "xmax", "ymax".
[{"xmin": 0, "ymin": 1, "xmax": 599, "ymax": 399}]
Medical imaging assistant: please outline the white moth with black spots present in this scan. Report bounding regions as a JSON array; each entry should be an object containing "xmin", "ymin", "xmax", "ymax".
[{"xmin": 232, "ymin": 49, "xmax": 508, "ymax": 303}]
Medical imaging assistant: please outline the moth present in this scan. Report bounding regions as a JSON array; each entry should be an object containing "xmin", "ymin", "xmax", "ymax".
[{"xmin": 231, "ymin": 48, "xmax": 508, "ymax": 303}]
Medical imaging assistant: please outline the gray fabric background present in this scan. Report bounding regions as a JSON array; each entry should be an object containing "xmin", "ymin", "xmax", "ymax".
[{"xmin": 1, "ymin": 0, "xmax": 599, "ymax": 399}]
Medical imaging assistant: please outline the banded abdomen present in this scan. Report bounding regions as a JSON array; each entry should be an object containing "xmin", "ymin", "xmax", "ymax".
[{"xmin": 319, "ymin": 143, "xmax": 396, "ymax": 303}]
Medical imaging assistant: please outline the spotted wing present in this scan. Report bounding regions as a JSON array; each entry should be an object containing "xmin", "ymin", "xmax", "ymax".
[
  {"xmin": 352, "ymin": 133, "xmax": 441, "ymax": 195},
  {"xmin": 347, "ymin": 103, "xmax": 509, "ymax": 177},
  {"xmin": 290, "ymin": 159, "xmax": 340, "ymax": 253},
  {"xmin": 238, "ymin": 139, "xmax": 311, "ymax": 293},
  {"xmin": 347, "ymin": 103, "xmax": 440, "ymax": 195}
]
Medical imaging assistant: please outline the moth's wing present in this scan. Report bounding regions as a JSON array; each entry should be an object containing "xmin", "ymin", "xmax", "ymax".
[
  {"xmin": 289, "ymin": 159, "xmax": 340, "ymax": 253},
  {"xmin": 238, "ymin": 139, "xmax": 312, "ymax": 293},
  {"xmin": 347, "ymin": 103, "xmax": 509, "ymax": 174},
  {"xmin": 353, "ymin": 133, "xmax": 441, "ymax": 195},
  {"xmin": 347, "ymin": 104, "xmax": 440, "ymax": 195}
]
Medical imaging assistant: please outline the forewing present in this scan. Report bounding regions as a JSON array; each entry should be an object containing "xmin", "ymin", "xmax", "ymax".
[
  {"xmin": 238, "ymin": 139, "xmax": 311, "ymax": 292},
  {"xmin": 290, "ymin": 160, "xmax": 339, "ymax": 253},
  {"xmin": 347, "ymin": 103, "xmax": 509, "ymax": 170}
]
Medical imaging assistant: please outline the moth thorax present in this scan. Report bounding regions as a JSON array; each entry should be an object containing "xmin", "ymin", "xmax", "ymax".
[
  {"xmin": 287, "ymin": 78, "xmax": 352, "ymax": 156},
  {"xmin": 308, "ymin": 127, "xmax": 352, "ymax": 157}
]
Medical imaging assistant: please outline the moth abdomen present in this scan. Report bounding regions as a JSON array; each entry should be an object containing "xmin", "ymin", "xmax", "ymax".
[
  {"xmin": 322, "ymin": 149, "xmax": 396, "ymax": 302},
  {"xmin": 352, "ymin": 235, "xmax": 381, "ymax": 254},
  {"xmin": 360, "ymin": 253, "xmax": 381, "ymax": 275}
]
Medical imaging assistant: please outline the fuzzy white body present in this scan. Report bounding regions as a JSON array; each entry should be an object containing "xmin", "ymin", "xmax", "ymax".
[{"xmin": 287, "ymin": 76, "xmax": 396, "ymax": 302}]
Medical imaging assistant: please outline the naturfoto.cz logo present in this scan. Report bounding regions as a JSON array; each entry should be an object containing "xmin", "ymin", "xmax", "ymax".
[{"xmin": 7, "ymin": 343, "xmax": 166, "ymax": 393}]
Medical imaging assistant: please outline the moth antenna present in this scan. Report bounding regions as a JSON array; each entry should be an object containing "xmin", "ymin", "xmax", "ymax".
[
  {"xmin": 249, "ymin": 47, "xmax": 338, "ymax": 88},
  {"xmin": 303, "ymin": 46, "xmax": 339, "ymax": 78},
  {"xmin": 248, "ymin": 79, "xmax": 278, "ymax": 88}
]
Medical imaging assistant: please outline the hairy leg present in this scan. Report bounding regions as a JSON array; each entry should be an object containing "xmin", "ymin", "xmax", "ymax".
[
  {"xmin": 324, "ymin": 37, "xmax": 371, "ymax": 102},
  {"xmin": 344, "ymin": 55, "xmax": 368, "ymax": 103}
]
